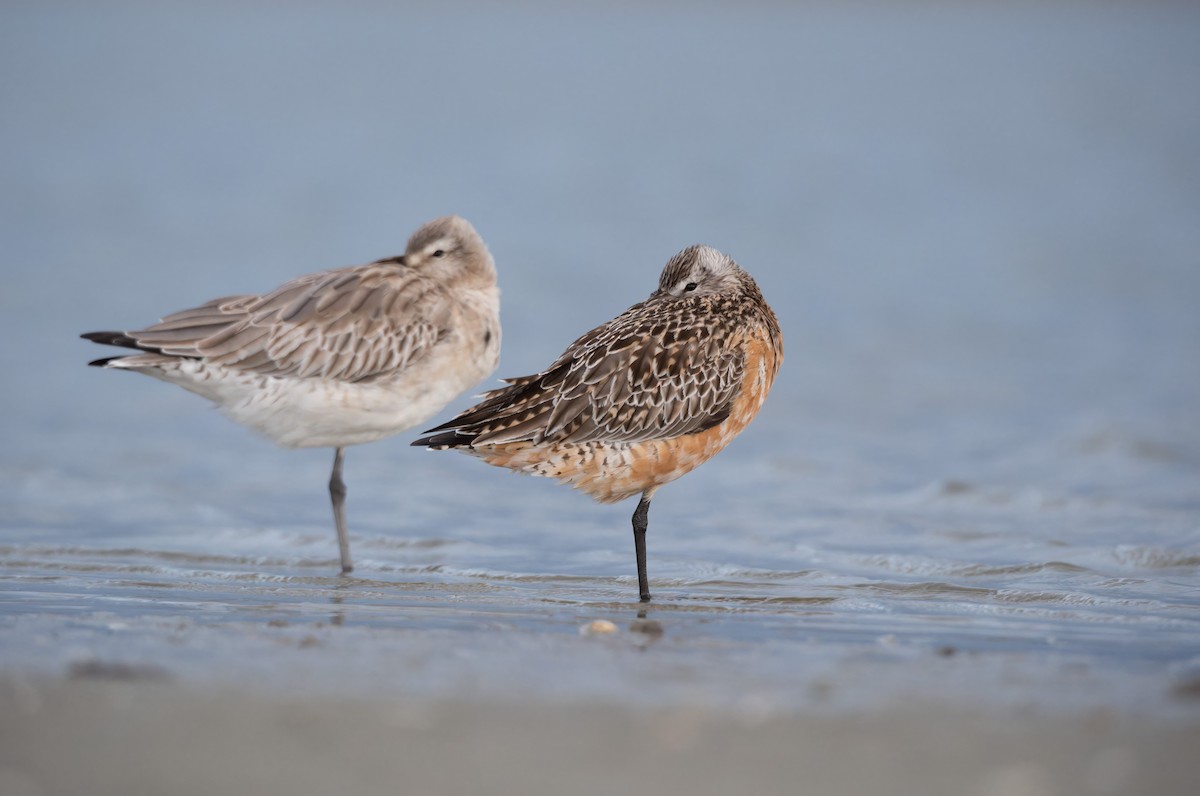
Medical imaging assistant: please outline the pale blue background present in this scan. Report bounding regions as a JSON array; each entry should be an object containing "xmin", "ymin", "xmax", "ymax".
[{"xmin": 1, "ymin": 2, "xmax": 1197, "ymax": 711}]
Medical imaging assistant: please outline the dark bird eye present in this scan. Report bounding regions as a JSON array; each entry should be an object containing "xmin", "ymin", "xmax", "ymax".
[
  {"xmin": 432, "ymin": 249, "xmax": 446, "ymax": 258},
  {"xmin": 683, "ymin": 282, "xmax": 698, "ymax": 292}
]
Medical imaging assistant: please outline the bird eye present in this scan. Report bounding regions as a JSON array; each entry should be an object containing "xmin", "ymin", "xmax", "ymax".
[
  {"xmin": 683, "ymin": 282, "xmax": 698, "ymax": 292},
  {"xmin": 432, "ymin": 249, "xmax": 446, "ymax": 258}
]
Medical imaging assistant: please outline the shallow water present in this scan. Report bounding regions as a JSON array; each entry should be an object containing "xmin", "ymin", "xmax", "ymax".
[{"xmin": 2, "ymin": 2, "xmax": 1198, "ymax": 717}]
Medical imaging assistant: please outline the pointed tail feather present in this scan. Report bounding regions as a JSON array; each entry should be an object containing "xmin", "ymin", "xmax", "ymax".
[
  {"xmin": 82, "ymin": 330, "xmax": 198, "ymax": 367},
  {"xmin": 87, "ymin": 355, "xmax": 130, "ymax": 368},
  {"xmin": 82, "ymin": 331, "xmax": 149, "ymax": 368}
]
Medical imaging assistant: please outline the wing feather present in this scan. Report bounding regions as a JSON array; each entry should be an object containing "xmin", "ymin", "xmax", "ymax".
[
  {"xmin": 436, "ymin": 298, "xmax": 746, "ymax": 446},
  {"xmin": 122, "ymin": 263, "xmax": 451, "ymax": 383}
]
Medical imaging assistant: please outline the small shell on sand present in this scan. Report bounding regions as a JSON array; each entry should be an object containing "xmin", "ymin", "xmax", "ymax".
[{"xmin": 579, "ymin": 619, "xmax": 618, "ymax": 636}]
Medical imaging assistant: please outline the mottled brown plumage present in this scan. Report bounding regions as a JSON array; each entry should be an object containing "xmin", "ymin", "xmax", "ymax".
[{"xmin": 413, "ymin": 244, "xmax": 782, "ymax": 601}]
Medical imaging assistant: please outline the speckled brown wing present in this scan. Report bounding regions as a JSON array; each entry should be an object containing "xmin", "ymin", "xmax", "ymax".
[
  {"xmin": 428, "ymin": 296, "xmax": 747, "ymax": 446},
  {"xmin": 121, "ymin": 263, "xmax": 450, "ymax": 383}
]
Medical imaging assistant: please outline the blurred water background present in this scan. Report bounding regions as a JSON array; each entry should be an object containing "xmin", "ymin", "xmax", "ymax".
[{"xmin": 1, "ymin": 1, "xmax": 1198, "ymax": 716}]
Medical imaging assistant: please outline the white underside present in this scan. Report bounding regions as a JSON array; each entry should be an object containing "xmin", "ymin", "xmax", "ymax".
[{"xmin": 111, "ymin": 319, "xmax": 500, "ymax": 449}]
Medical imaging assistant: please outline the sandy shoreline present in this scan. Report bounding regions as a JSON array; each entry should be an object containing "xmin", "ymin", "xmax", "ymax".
[{"xmin": 2, "ymin": 675, "xmax": 1197, "ymax": 796}]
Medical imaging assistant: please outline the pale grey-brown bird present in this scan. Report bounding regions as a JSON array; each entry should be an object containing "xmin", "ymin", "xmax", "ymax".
[{"xmin": 83, "ymin": 215, "xmax": 501, "ymax": 573}]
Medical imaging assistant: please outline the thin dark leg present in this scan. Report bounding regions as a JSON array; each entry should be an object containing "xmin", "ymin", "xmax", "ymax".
[
  {"xmin": 632, "ymin": 491, "xmax": 652, "ymax": 602},
  {"xmin": 329, "ymin": 447, "xmax": 353, "ymax": 574}
]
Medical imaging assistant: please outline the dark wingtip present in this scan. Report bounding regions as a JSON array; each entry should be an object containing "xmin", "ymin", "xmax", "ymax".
[
  {"xmin": 81, "ymin": 331, "xmax": 140, "ymax": 349},
  {"xmin": 410, "ymin": 430, "xmax": 474, "ymax": 449},
  {"xmin": 84, "ymin": 331, "xmax": 147, "ymax": 367}
]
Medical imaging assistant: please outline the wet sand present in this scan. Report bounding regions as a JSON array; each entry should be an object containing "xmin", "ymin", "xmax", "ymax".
[{"xmin": 2, "ymin": 675, "xmax": 1197, "ymax": 796}]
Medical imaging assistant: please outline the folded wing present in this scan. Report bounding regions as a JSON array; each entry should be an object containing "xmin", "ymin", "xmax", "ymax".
[
  {"xmin": 423, "ymin": 302, "xmax": 744, "ymax": 446},
  {"xmin": 112, "ymin": 264, "xmax": 449, "ymax": 383}
]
